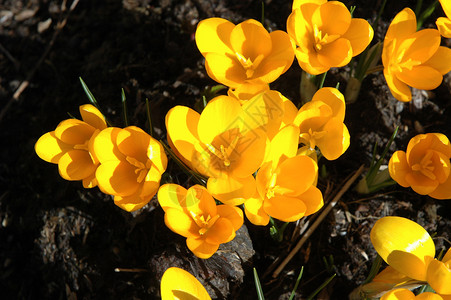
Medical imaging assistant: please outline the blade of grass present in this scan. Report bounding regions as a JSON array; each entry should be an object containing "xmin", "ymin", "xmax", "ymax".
[
  {"xmin": 288, "ymin": 267, "xmax": 304, "ymax": 300},
  {"xmin": 254, "ymin": 268, "xmax": 265, "ymax": 300},
  {"xmin": 305, "ymin": 273, "xmax": 336, "ymax": 300},
  {"xmin": 145, "ymin": 98, "xmax": 153, "ymax": 137},
  {"xmin": 79, "ymin": 77, "xmax": 112, "ymax": 126},
  {"xmin": 121, "ymin": 88, "xmax": 129, "ymax": 127}
]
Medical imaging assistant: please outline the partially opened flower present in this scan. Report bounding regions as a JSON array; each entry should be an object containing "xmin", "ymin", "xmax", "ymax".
[
  {"xmin": 158, "ymin": 184, "xmax": 243, "ymax": 259},
  {"xmin": 382, "ymin": 8, "xmax": 451, "ymax": 102},
  {"xmin": 294, "ymin": 87, "xmax": 350, "ymax": 160},
  {"xmin": 370, "ymin": 216, "xmax": 436, "ymax": 281},
  {"xmin": 35, "ymin": 104, "xmax": 107, "ymax": 188},
  {"xmin": 166, "ymin": 95, "xmax": 270, "ymax": 205},
  {"xmin": 195, "ymin": 18, "xmax": 294, "ymax": 88},
  {"xmin": 160, "ymin": 267, "xmax": 211, "ymax": 300},
  {"xmin": 427, "ymin": 248, "xmax": 451, "ymax": 295},
  {"xmin": 244, "ymin": 125, "xmax": 323, "ymax": 225},
  {"xmin": 92, "ymin": 126, "xmax": 167, "ymax": 212},
  {"xmin": 437, "ymin": 0, "xmax": 451, "ymax": 38},
  {"xmin": 287, "ymin": 0, "xmax": 373, "ymax": 75},
  {"xmin": 381, "ymin": 289, "xmax": 444, "ymax": 300},
  {"xmin": 388, "ymin": 133, "xmax": 451, "ymax": 199}
]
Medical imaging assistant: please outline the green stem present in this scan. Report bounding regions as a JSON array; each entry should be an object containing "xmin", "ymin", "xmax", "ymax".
[
  {"xmin": 317, "ymin": 71, "xmax": 327, "ymax": 89},
  {"xmin": 365, "ymin": 65, "xmax": 384, "ymax": 75}
]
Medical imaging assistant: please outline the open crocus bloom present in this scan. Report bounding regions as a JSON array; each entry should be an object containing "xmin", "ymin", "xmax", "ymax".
[
  {"xmin": 388, "ymin": 133, "xmax": 451, "ymax": 199},
  {"xmin": 166, "ymin": 95, "xmax": 271, "ymax": 205},
  {"xmin": 160, "ymin": 267, "xmax": 211, "ymax": 300},
  {"xmin": 92, "ymin": 126, "xmax": 167, "ymax": 212},
  {"xmin": 287, "ymin": 0, "xmax": 373, "ymax": 75},
  {"xmin": 427, "ymin": 248, "xmax": 451, "ymax": 295},
  {"xmin": 294, "ymin": 87, "xmax": 349, "ymax": 160},
  {"xmin": 244, "ymin": 125, "xmax": 323, "ymax": 225},
  {"xmin": 158, "ymin": 184, "xmax": 243, "ymax": 259},
  {"xmin": 381, "ymin": 289, "xmax": 445, "ymax": 300},
  {"xmin": 195, "ymin": 18, "xmax": 294, "ymax": 88},
  {"xmin": 437, "ymin": 0, "xmax": 451, "ymax": 38},
  {"xmin": 35, "ymin": 104, "xmax": 107, "ymax": 188},
  {"xmin": 370, "ymin": 216, "xmax": 436, "ymax": 281},
  {"xmin": 382, "ymin": 8, "xmax": 451, "ymax": 102}
]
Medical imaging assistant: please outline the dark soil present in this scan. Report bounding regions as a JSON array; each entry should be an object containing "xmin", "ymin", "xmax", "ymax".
[{"xmin": 1, "ymin": 0, "xmax": 450, "ymax": 299}]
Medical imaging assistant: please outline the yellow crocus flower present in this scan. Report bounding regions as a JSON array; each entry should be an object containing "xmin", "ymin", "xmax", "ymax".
[
  {"xmin": 382, "ymin": 8, "xmax": 451, "ymax": 102},
  {"xmin": 35, "ymin": 104, "xmax": 107, "ymax": 188},
  {"xmin": 287, "ymin": 0, "xmax": 373, "ymax": 75},
  {"xmin": 160, "ymin": 267, "xmax": 211, "ymax": 300},
  {"xmin": 437, "ymin": 0, "xmax": 451, "ymax": 38},
  {"xmin": 158, "ymin": 184, "xmax": 243, "ymax": 259},
  {"xmin": 195, "ymin": 18, "xmax": 294, "ymax": 88}
]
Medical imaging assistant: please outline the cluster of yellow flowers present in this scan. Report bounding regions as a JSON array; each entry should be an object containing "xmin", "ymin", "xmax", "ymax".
[
  {"xmin": 362, "ymin": 217, "xmax": 451, "ymax": 300},
  {"xmin": 35, "ymin": 104, "xmax": 168, "ymax": 212},
  {"xmin": 34, "ymin": 0, "xmax": 451, "ymax": 298}
]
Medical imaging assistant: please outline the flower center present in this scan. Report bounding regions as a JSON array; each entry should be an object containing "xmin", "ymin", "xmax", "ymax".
[
  {"xmin": 190, "ymin": 212, "xmax": 220, "ymax": 236},
  {"xmin": 390, "ymin": 47, "xmax": 422, "ymax": 74},
  {"xmin": 206, "ymin": 134, "xmax": 240, "ymax": 168},
  {"xmin": 411, "ymin": 150, "xmax": 436, "ymax": 180},
  {"xmin": 235, "ymin": 52, "xmax": 265, "ymax": 78},
  {"xmin": 126, "ymin": 156, "xmax": 152, "ymax": 183},
  {"xmin": 73, "ymin": 140, "xmax": 90, "ymax": 151},
  {"xmin": 299, "ymin": 128, "xmax": 327, "ymax": 150},
  {"xmin": 313, "ymin": 24, "xmax": 340, "ymax": 52}
]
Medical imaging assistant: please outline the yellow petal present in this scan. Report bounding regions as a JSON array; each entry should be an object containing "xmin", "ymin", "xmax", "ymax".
[
  {"xmin": 186, "ymin": 237, "xmax": 219, "ymax": 259},
  {"xmin": 113, "ymin": 193, "xmax": 151, "ymax": 212},
  {"xmin": 274, "ymin": 155, "xmax": 318, "ymax": 196},
  {"xmin": 35, "ymin": 131, "xmax": 72, "ymax": 163},
  {"xmin": 400, "ymin": 29, "xmax": 441, "ymax": 64},
  {"xmin": 244, "ymin": 192, "xmax": 270, "ymax": 226},
  {"xmin": 370, "ymin": 216, "xmax": 435, "ymax": 281},
  {"xmin": 186, "ymin": 185, "xmax": 217, "ymax": 216},
  {"xmin": 95, "ymin": 161, "xmax": 140, "ymax": 196},
  {"xmin": 157, "ymin": 184, "xmax": 188, "ymax": 212},
  {"xmin": 311, "ymin": 87, "xmax": 346, "ymax": 121},
  {"xmin": 79, "ymin": 104, "xmax": 107, "ymax": 130},
  {"xmin": 55, "ymin": 119, "xmax": 95, "ymax": 145},
  {"xmin": 227, "ymin": 82, "xmax": 269, "ymax": 102},
  {"xmin": 264, "ymin": 125, "xmax": 300, "ymax": 168},
  {"xmin": 263, "ymin": 195, "xmax": 307, "ymax": 222},
  {"xmin": 140, "ymin": 167, "xmax": 162, "ymax": 197},
  {"xmin": 298, "ymin": 185, "xmax": 323, "ymax": 216},
  {"xmin": 92, "ymin": 127, "xmax": 123, "ymax": 163},
  {"xmin": 267, "ymin": 30, "xmax": 295, "ymax": 74},
  {"xmin": 117, "ymin": 126, "xmax": 151, "ymax": 161},
  {"xmin": 287, "ymin": 7, "xmax": 313, "ymax": 50},
  {"xmin": 295, "ymin": 47, "xmax": 330, "ymax": 75},
  {"xmin": 58, "ymin": 150, "xmax": 96, "ymax": 181},
  {"xmin": 240, "ymin": 90, "xmax": 284, "ymax": 140},
  {"xmin": 423, "ymin": 46, "xmax": 451, "ymax": 75},
  {"xmin": 380, "ymin": 288, "xmax": 415, "ymax": 300},
  {"xmin": 230, "ymin": 19, "xmax": 271, "ymax": 62},
  {"xmin": 342, "ymin": 18, "xmax": 374, "ymax": 56},
  {"xmin": 292, "ymin": 0, "xmax": 325, "ymax": 10},
  {"xmin": 436, "ymin": 17, "xmax": 451, "ymax": 38},
  {"xmin": 195, "ymin": 17, "xmax": 234, "ymax": 56},
  {"xmin": 405, "ymin": 171, "xmax": 439, "ymax": 195},
  {"xmin": 160, "ymin": 267, "xmax": 211, "ymax": 300},
  {"xmin": 164, "ymin": 208, "xmax": 199, "ymax": 238},
  {"xmin": 281, "ymin": 96, "xmax": 298, "ymax": 127},
  {"xmin": 439, "ymin": 0, "xmax": 451, "ymax": 18},
  {"xmin": 216, "ymin": 205, "xmax": 244, "ymax": 231},
  {"xmin": 82, "ymin": 173, "xmax": 97, "ymax": 189},
  {"xmin": 389, "ymin": 151, "xmax": 411, "ymax": 187},
  {"xmin": 165, "ymin": 105, "xmax": 201, "ymax": 170},
  {"xmin": 317, "ymin": 38, "xmax": 352, "ymax": 68},
  {"xmin": 207, "ymin": 175, "xmax": 255, "ymax": 206},
  {"xmin": 316, "ymin": 118, "xmax": 350, "ymax": 160},
  {"xmin": 312, "ymin": 1, "xmax": 351, "ymax": 36},
  {"xmin": 197, "ymin": 95, "xmax": 242, "ymax": 145},
  {"xmin": 397, "ymin": 66, "xmax": 442, "ymax": 91},
  {"xmin": 429, "ymin": 172, "xmax": 451, "ymax": 199},
  {"xmin": 383, "ymin": 69, "xmax": 412, "ymax": 102},
  {"xmin": 204, "ymin": 52, "xmax": 246, "ymax": 87},
  {"xmin": 205, "ymin": 218, "xmax": 235, "ymax": 244},
  {"xmin": 427, "ymin": 259, "xmax": 451, "ymax": 294},
  {"xmin": 251, "ymin": 60, "xmax": 290, "ymax": 85},
  {"xmin": 385, "ymin": 8, "xmax": 417, "ymax": 42}
]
